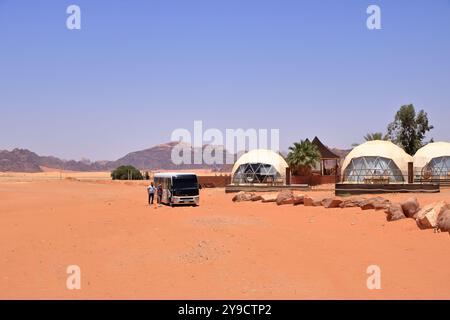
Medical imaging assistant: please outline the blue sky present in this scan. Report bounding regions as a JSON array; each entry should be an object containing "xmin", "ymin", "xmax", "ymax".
[{"xmin": 1, "ymin": 0, "xmax": 449, "ymax": 160}]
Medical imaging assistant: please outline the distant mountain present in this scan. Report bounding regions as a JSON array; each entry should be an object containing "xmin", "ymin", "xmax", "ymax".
[
  {"xmin": 107, "ymin": 141, "xmax": 234, "ymax": 171},
  {"xmin": 0, "ymin": 143, "xmax": 352, "ymax": 173},
  {"xmin": 0, "ymin": 148, "xmax": 107, "ymax": 172},
  {"xmin": 0, "ymin": 149, "xmax": 42, "ymax": 172},
  {"xmin": 0, "ymin": 142, "xmax": 234, "ymax": 173}
]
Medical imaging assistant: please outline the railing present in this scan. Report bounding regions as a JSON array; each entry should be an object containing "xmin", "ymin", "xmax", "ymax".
[
  {"xmin": 341, "ymin": 169, "xmax": 450, "ymax": 186},
  {"xmin": 342, "ymin": 169, "xmax": 406, "ymax": 184},
  {"xmin": 414, "ymin": 169, "xmax": 450, "ymax": 186}
]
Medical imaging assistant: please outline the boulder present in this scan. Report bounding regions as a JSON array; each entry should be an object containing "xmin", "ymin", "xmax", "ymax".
[
  {"xmin": 322, "ymin": 198, "xmax": 343, "ymax": 208},
  {"xmin": 416, "ymin": 201, "xmax": 449, "ymax": 229},
  {"xmin": 373, "ymin": 198, "xmax": 391, "ymax": 211},
  {"xmin": 292, "ymin": 194, "xmax": 306, "ymax": 206},
  {"xmin": 339, "ymin": 200, "xmax": 358, "ymax": 208},
  {"xmin": 360, "ymin": 197, "xmax": 390, "ymax": 211},
  {"xmin": 312, "ymin": 198, "xmax": 324, "ymax": 206},
  {"xmin": 276, "ymin": 190, "xmax": 294, "ymax": 205},
  {"xmin": 261, "ymin": 194, "xmax": 277, "ymax": 203},
  {"xmin": 304, "ymin": 196, "xmax": 323, "ymax": 207},
  {"xmin": 437, "ymin": 210, "xmax": 450, "ymax": 232},
  {"xmin": 385, "ymin": 203, "xmax": 406, "ymax": 222},
  {"xmin": 339, "ymin": 197, "xmax": 366, "ymax": 208},
  {"xmin": 304, "ymin": 196, "xmax": 314, "ymax": 206},
  {"xmin": 401, "ymin": 198, "xmax": 420, "ymax": 218},
  {"xmin": 250, "ymin": 195, "xmax": 263, "ymax": 201},
  {"xmin": 359, "ymin": 198, "xmax": 376, "ymax": 210},
  {"xmin": 359, "ymin": 198, "xmax": 375, "ymax": 210},
  {"xmin": 232, "ymin": 191, "xmax": 254, "ymax": 202}
]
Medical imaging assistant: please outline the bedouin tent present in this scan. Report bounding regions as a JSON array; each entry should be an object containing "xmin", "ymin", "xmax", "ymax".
[
  {"xmin": 341, "ymin": 140, "xmax": 413, "ymax": 183},
  {"xmin": 231, "ymin": 149, "xmax": 289, "ymax": 184}
]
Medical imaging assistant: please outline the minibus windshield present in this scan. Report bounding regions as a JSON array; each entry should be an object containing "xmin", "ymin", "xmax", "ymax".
[{"xmin": 172, "ymin": 176, "xmax": 198, "ymax": 190}]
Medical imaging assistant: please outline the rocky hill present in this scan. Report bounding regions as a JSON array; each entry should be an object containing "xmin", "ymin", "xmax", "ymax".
[
  {"xmin": 0, "ymin": 143, "xmax": 352, "ymax": 173},
  {"xmin": 0, "ymin": 149, "xmax": 42, "ymax": 172},
  {"xmin": 109, "ymin": 141, "xmax": 234, "ymax": 171},
  {"xmin": 0, "ymin": 142, "xmax": 234, "ymax": 172}
]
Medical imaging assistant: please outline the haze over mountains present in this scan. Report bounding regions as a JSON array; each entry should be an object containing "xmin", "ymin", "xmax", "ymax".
[{"xmin": 0, "ymin": 142, "xmax": 350, "ymax": 173}]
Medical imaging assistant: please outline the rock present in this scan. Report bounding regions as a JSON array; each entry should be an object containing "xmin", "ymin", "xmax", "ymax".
[
  {"xmin": 292, "ymin": 194, "xmax": 305, "ymax": 206},
  {"xmin": 373, "ymin": 198, "xmax": 391, "ymax": 211},
  {"xmin": 232, "ymin": 191, "xmax": 254, "ymax": 202},
  {"xmin": 277, "ymin": 192, "xmax": 305, "ymax": 206},
  {"xmin": 437, "ymin": 210, "xmax": 450, "ymax": 232},
  {"xmin": 360, "ymin": 197, "xmax": 390, "ymax": 211},
  {"xmin": 360, "ymin": 202, "xmax": 375, "ymax": 210},
  {"xmin": 340, "ymin": 200, "xmax": 357, "ymax": 208},
  {"xmin": 339, "ymin": 197, "xmax": 366, "ymax": 208},
  {"xmin": 401, "ymin": 198, "xmax": 420, "ymax": 218},
  {"xmin": 276, "ymin": 190, "xmax": 297, "ymax": 205},
  {"xmin": 359, "ymin": 198, "xmax": 377, "ymax": 210},
  {"xmin": 250, "ymin": 195, "xmax": 263, "ymax": 201},
  {"xmin": 416, "ymin": 201, "xmax": 449, "ymax": 229},
  {"xmin": 304, "ymin": 196, "xmax": 323, "ymax": 207},
  {"xmin": 385, "ymin": 203, "xmax": 406, "ymax": 221},
  {"xmin": 312, "ymin": 198, "xmax": 324, "ymax": 206},
  {"xmin": 339, "ymin": 200, "xmax": 358, "ymax": 208},
  {"xmin": 374, "ymin": 203, "xmax": 389, "ymax": 211},
  {"xmin": 304, "ymin": 196, "xmax": 314, "ymax": 206},
  {"xmin": 322, "ymin": 198, "xmax": 343, "ymax": 208},
  {"xmin": 261, "ymin": 194, "xmax": 277, "ymax": 202}
]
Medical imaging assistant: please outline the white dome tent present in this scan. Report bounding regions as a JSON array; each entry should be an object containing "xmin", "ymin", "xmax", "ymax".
[
  {"xmin": 341, "ymin": 140, "xmax": 413, "ymax": 183},
  {"xmin": 231, "ymin": 149, "xmax": 289, "ymax": 185},
  {"xmin": 413, "ymin": 142, "xmax": 450, "ymax": 180}
]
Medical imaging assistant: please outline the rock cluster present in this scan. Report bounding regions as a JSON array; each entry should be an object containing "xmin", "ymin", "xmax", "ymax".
[{"xmin": 232, "ymin": 190, "xmax": 450, "ymax": 234}]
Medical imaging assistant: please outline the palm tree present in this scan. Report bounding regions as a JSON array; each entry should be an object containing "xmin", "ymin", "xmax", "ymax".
[
  {"xmin": 286, "ymin": 140, "xmax": 321, "ymax": 176},
  {"xmin": 364, "ymin": 132, "xmax": 389, "ymax": 141}
]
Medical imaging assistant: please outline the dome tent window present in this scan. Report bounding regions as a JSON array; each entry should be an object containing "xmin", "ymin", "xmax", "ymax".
[
  {"xmin": 341, "ymin": 140, "xmax": 412, "ymax": 184},
  {"xmin": 413, "ymin": 142, "xmax": 450, "ymax": 182},
  {"xmin": 233, "ymin": 163, "xmax": 280, "ymax": 184},
  {"xmin": 423, "ymin": 157, "xmax": 450, "ymax": 178},
  {"xmin": 343, "ymin": 156, "xmax": 405, "ymax": 183},
  {"xmin": 231, "ymin": 149, "xmax": 288, "ymax": 185}
]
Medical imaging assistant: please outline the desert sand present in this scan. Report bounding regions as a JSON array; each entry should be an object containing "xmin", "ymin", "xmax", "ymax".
[
  {"xmin": 0, "ymin": 178, "xmax": 449, "ymax": 299},
  {"xmin": 0, "ymin": 169, "xmax": 229, "ymax": 183}
]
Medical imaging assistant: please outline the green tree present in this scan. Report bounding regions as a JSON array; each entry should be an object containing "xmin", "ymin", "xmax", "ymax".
[
  {"xmin": 111, "ymin": 165, "xmax": 143, "ymax": 180},
  {"xmin": 387, "ymin": 104, "xmax": 433, "ymax": 155},
  {"xmin": 286, "ymin": 140, "xmax": 321, "ymax": 176},
  {"xmin": 364, "ymin": 132, "xmax": 389, "ymax": 141}
]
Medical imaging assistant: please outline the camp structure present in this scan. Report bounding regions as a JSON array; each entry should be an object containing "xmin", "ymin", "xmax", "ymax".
[
  {"xmin": 231, "ymin": 149, "xmax": 289, "ymax": 185},
  {"xmin": 309, "ymin": 136, "xmax": 340, "ymax": 176},
  {"xmin": 341, "ymin": 140, "xmax": 413, "ymax": 184},
  {"xmin": 413, "ymin": 142, "xmax": 450, "ymax": 183}
]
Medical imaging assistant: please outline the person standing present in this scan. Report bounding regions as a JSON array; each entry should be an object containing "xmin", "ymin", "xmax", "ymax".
[
  {"xmin": 147, "ymin": 182, "xmax": 155, "ymax": 205},
  {"xmin": 157, "ymin": 184, "xmax": 163, "ymax": 206}
]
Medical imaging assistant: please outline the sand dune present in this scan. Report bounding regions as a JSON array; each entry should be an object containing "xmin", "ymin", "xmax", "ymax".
[{"xmin": 0, "ymin": 180, "xmax": 449, "ymax": 299}]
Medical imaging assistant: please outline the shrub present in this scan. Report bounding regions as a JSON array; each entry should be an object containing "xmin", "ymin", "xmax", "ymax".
[{"xmin": 111, "ymin": 165, "xmax": 143, "ymax": 180}]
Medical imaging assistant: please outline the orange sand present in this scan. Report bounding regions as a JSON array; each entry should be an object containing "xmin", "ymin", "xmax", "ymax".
[{"xmin": 0, "ymin": 180, "xmax": 449, "ymax": 299}]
